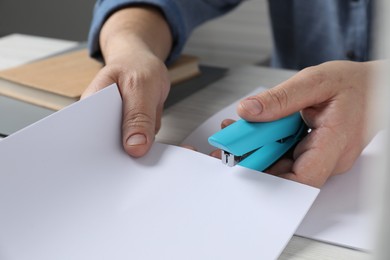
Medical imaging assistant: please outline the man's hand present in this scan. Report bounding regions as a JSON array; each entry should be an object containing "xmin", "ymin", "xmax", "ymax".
[
  {"xmin": 82, "ymin": 6, "xmax": 173, "ymax": 157},
  {"xmin": 236, "ymin": 61, "xmax": 376, "ymax": 188},
  {"xmin": 82, "ymin": 49, "xmax": 170, "ymax": 157}
]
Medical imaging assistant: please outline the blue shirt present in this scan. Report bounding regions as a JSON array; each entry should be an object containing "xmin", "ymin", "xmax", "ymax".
[{"xmin": 88, "ymin": 0, "xmax": 372, "ymax": 70}]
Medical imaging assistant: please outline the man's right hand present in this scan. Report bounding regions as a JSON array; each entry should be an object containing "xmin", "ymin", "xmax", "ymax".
[
  {"xmin": 82, "ymin": 6, "xmax": 173, "ymax": 157},
  {"xmin": 82, "ymin": 48, "xmax": 170, "ymax": 157}
]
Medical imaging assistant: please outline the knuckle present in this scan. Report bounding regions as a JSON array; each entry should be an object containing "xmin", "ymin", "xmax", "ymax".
[
  {"xmin": 121, "ymin": 68, "xmax": 170, "ymax": 103},
  {"xmin": 266, "ymin": 87, "xmax": 289, "ymax": 111},
  {"xmin": 122, "ymin": 110, "xmax": 154, "ymax": 130},
  {"xmin": 298, "ymin": 66, "xmax": 327, "ymax": 88},
  {"xmin": 125, "ymin": 71, "xmax": 148, "ymax": 91},
  {"xmin": 114, "ymin": 69, "xmax": 150, "ymax": 96}
]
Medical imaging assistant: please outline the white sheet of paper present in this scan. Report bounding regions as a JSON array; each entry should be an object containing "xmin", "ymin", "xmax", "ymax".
[
  {"xmin": 183, "ymin": 86, "xmax": 381, "ymax": 251},
  {"xmin": 0, "ymin": 85, "xmax": 319, "ymax": 260},
  {"xmin": 294, "ymin": 133, "xmax": 383, "ymax": 251}
]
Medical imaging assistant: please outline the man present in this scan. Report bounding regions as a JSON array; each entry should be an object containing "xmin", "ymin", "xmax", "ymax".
[{"xmin": 84, "ymin": 0, "xmax": 377, "ymax": 187}]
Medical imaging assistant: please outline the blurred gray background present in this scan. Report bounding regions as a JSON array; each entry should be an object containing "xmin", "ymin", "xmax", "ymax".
[
  {"xmin": 0, "ymin": 0, "xmax": 272, "ymax": 68},
  {"xmin": 0, "ymin": 0, "xmax": 96, "ymax": 41}
]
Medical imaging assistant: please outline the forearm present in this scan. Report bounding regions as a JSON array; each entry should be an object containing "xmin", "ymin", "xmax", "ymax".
[{"xmin": 99, "ymin": 6, "xmax": 173, "ymax": 64}]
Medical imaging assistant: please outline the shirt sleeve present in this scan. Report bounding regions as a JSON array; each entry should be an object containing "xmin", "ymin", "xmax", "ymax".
[{"xmin": 88, "ymin": 0, "xmax": 242, "ymax": 64}]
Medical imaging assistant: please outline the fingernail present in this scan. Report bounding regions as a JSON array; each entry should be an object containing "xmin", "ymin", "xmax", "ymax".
[
  {"xmin": 241, "ymin": 99, "xmax": 263, "ymax": 115},
  {"xmin": 126, "ymin": 134, "xmax": 147, "ymax": 146}
]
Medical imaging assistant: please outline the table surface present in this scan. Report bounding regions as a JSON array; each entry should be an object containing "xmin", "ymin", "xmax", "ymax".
[{"xmin": 0, "ymin": 34, "xmax": 371, "ymax": 260}]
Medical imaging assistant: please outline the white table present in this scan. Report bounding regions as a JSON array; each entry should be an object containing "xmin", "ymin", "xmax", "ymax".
[{"xmin": 0, "ymin": 34, "xmax": 371, "ymax": 259}]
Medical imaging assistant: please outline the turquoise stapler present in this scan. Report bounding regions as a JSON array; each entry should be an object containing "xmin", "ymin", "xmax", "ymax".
[{"xmin": 208, "ymin": 112, "xmax": 307, "ymax": 172}]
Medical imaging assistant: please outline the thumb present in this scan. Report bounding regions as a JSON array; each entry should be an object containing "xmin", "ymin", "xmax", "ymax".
[
  {"xmin": 237, "ymin": 66, "xmax": 333, "ymax": 121},
  {"xmin": 83, "ymin": 70, "xmax": 159, "ymax": 158},
  {"xmin": 121, "ymin": 86, "xmax": 160, "ymax": 158}
]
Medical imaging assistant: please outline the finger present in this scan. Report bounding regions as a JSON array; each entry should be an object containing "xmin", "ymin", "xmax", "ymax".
[
  {"xmin": 120, "ymin": 82, "xmax": 160, "ymax": 158},
  {"xmin": 82, "ymin": 69, "xmax": 156, "ymax": 158},
  {"xmin": 265, "ymin": 158, "xmax": 294, "ymax": 175},
  {"xmin": 295, "ymin": 126, "xmax": 360, "ymax": 175},
  {"xmin": 237, "ymin": 65, "xmax": 337, "ymax": 121},
  {"xmin": 264, "ymin": 148, "xmax": 295, "ymax": 175},
  {"xmin": 209, "ymin": 149, "xmax": 222, "ymax": 159},
  {"xmin": 281, "ymin": 127, "xmax": 344, "ymax": 188},
  {"xmin": 81, "ymin": 69, "xmax": 114, "ymax": 99},
  {"xmin": 155, "ymin": 101, "xmax": 164, "ymax": 133},
  {"xmin": 181, "ymin": 144, "xmax": 198, "ymax": 151},
  {"xmin": 278, "ymin": 153, "xmax": 334, "ymax": 188},
  {"xmin": 221, "ymin": 119, "xmax": 236, "ymax": 129}
]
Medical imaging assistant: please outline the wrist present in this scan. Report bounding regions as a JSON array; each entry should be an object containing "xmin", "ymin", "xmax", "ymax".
[
  {"xmin": 101, "ymin": 33, "xmax": 155, "ymax": 65},
  {"xmin": 99, "ymin": 6, "xmax": 172, "ymax": 63}
]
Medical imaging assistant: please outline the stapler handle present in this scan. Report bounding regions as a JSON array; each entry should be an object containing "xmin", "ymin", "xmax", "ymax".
[
  {"xmin": 208, "ymin": 112, "xmax": 307, "ymax": 172},
  {"xmin": 208, "ymin": 112, "xmax": 304, "ymax": 156}
]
